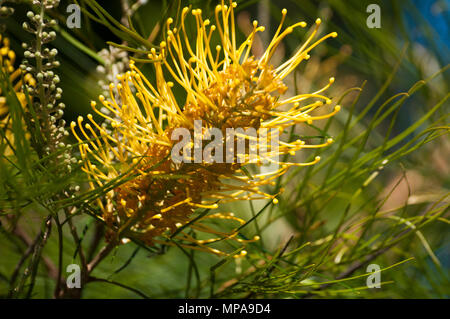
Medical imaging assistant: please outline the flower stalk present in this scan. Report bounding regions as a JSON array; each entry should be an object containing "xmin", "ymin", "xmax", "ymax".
[{"xmin": 21, "ymin": 0, "xmax": 72, "ymax": 170}]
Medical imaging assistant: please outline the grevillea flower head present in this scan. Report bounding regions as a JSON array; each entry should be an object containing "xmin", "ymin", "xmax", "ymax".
[
  {"xmin": 0, "ymin": 35, "xmax": 35, "ymax": 156},
  {"xmin": 72, "ymin": 0, "xmax": 340, "ymax": 257}
]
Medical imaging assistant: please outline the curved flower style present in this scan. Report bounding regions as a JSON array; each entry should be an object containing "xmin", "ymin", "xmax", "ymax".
[
  {"xmin": 0, "ymin": 35, "xmax": 35, "ymax": 156},
  {"xmin": 72, "ymin": 1, "xmax": 340, "ymax": 256}
]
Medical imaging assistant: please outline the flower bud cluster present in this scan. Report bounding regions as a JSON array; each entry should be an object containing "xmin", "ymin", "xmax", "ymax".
[{"xmin": 21, "ymin": 1, "xmax": 75, "ymax": 174}]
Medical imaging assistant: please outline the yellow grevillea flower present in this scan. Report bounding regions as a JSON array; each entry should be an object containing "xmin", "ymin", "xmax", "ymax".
[
  {"xmin": 0, "ymin": 35, "xmax": 35, "ymax": 156},
  {"xmin": 72, "ymin": 1, "xmax": 340, "ymax": 256}
]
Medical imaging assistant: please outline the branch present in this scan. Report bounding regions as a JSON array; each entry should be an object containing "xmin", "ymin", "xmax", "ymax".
[
  {"xmin": 9, "ymin": 216, "xmax": 58, "ymax": 281},
  {"xmin": 87, "ymin": 276, "xmax": 149, "ymax": 299}
]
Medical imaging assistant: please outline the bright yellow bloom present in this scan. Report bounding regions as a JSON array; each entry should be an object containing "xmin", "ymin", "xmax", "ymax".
[
  {"xmin": 0, "ymin": 35, "xmax": 35, "ymax": 156},
  {"xmin": 72, "ymin": 1, "xmax": 340, "ymax": 256}
]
